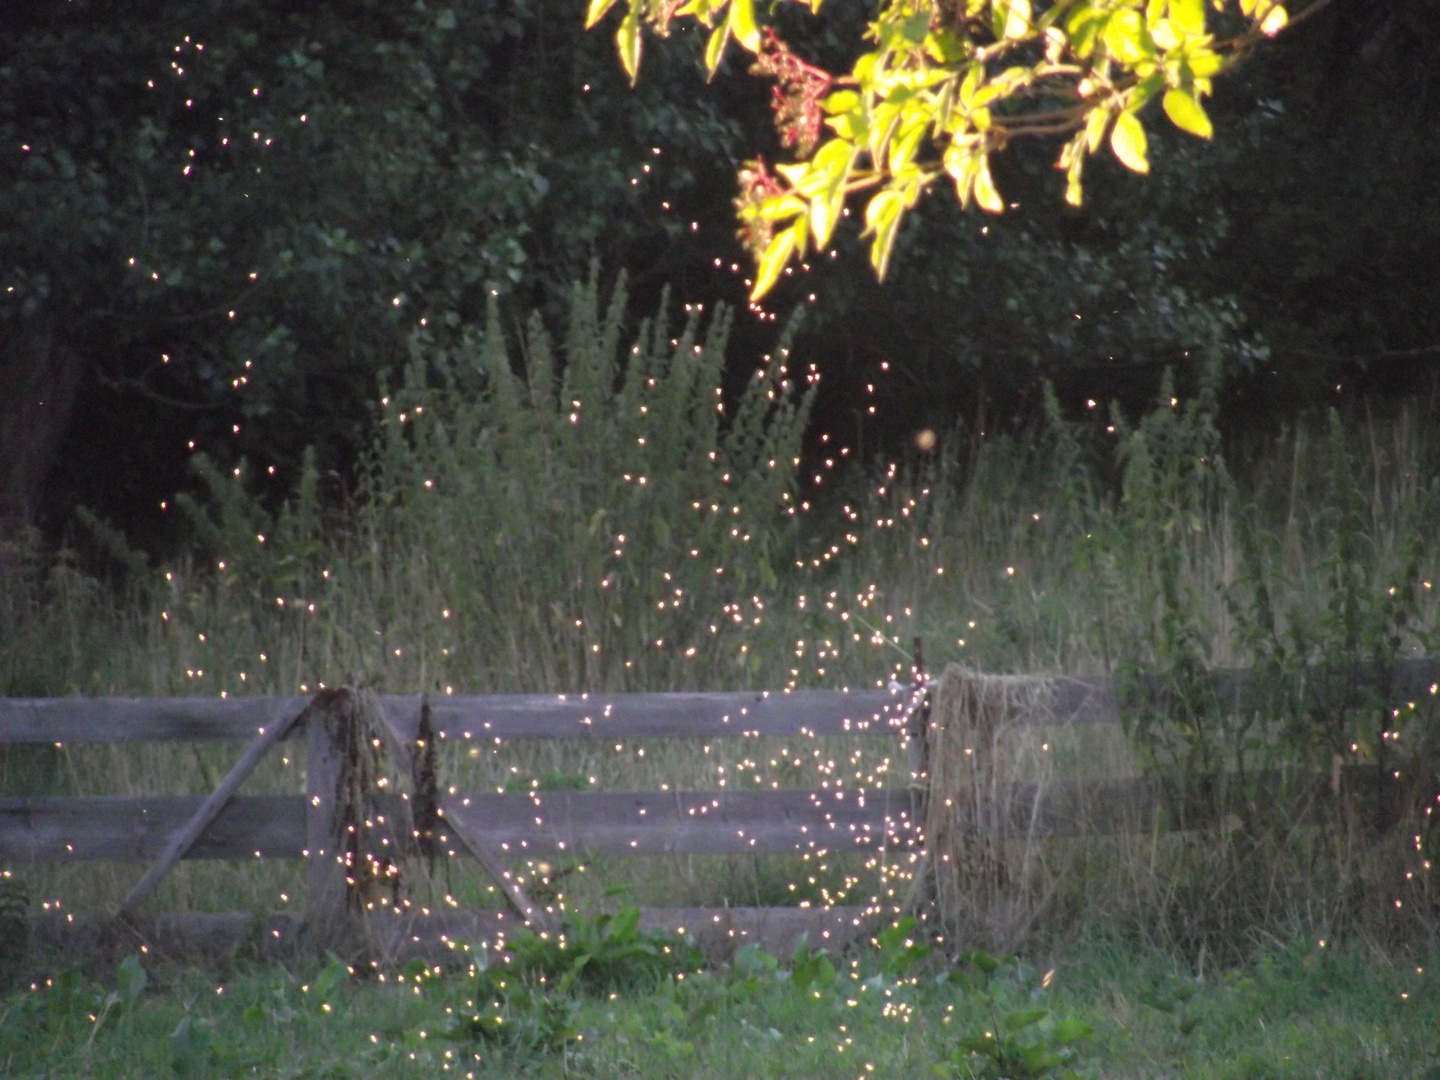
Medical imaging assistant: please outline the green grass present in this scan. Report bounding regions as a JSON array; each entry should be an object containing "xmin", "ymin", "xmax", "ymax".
[{"xmin": 2, "ymin": 934, "xmax": 1436, "ymax": 1079}]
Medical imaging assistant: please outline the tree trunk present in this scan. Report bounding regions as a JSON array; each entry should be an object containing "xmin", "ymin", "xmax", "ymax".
[{"xmin": 0, "ymin": 314, "xmax": 81, "ymax": 534}]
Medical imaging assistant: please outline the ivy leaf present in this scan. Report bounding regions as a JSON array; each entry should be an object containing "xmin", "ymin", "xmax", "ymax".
[
  {"xmin": 616, "ymin": 10, "xmax": 642, "ymax": 84},
  {"xmin": 1110, "ymin": 111, "xmax": 1149, "ymax": 173},
  {"xmin": 1163, "ymin": 88, "xmax": 1213, "ymax": 138}
]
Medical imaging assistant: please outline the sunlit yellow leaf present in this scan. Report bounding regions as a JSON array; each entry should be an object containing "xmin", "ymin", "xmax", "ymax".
[
  {"xmin": 1102, "ymin": 9, "xmax": 1151, "ymax": 65},
  {"xmin": 1150, "ymin": 19, "xmax": 1179, "ymax": 50},
  {"xmin": 1259, "ymin": 4, "xmax": 1287, "ymax": 35},
  {"xmin": 1110, "ymin": 111, "xmax": 1149, "ymax": 173},
  {"xmin": 1163, "ymin": 88, "xmax": 1213, "ymax": 138},
  {"xmin": 944, "ymin": 141, "xmax": 980, "ymax": 204},
  {"xmin": 958, "ymin": 63, "xmax": 983, "ymax": 106},
  {"xmin": 1061, "ymin": 132, "xmax": 1087, "ymax": 206},
  {"xmin": 810, "ymin": 191, "xmax": 842, "ymax": 250},
  {"xmin": 616, "ymin": 11, "xmax": 642, "ymax": 85},
  {"xmin": 750, "ymin": 228, "xmax": 797, "ymax": 300},
  {"xmin": 676, "ymin": 0, "xmax": 720, "ymax": 20},
  {"xmin": 1083, "ymin": 104, "xmax": 1109, "ymax": 152},
  {"xmin": 703, "ymin": 22, "xmax": 730, "ymax": 76},
  {"xmin": 999, "ymin": 0, "xmax": 1031, "ymax": 40},
  {"xmin": 973, "ymin": 155, "xmax": 1003, "ymax": 213},
  {"xmin": 1169, "ymin": 0, "xmax": 1205, "ymax": 35},
  {"xmin": 754, "ymin": 192, "xmax": 809, "ymax": 219},
  {"xmin": 812, "ymin": 138, "xmax": 855, "ymax": 183},
  {"xmin": 729, "ymin": 0, "xmax": 762, "ymax": 53},
  {"xmin": 585, "ymin": 0, "xmax": 621, "ymax": 29},
  {"xmin": 1188, "ymin": 47, "xmax": 1225, "ymax": 77},
  {"xmin": 863, "ymin": 189, "xmax": 904, "ymax": 278}
]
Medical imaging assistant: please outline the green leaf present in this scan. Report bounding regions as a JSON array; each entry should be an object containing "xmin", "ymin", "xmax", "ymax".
[
  {"xmin": 823, "ymin": 90, "xmax": 860, "ymax": 115},
  {"xmin": 616, "ymin": 10, "xmax": 642, "ymax": 85},
  {"xmin": 1054, "ymin": 1015, "xmax": 1095, "ymax": 1043},
  {"xmin": 900, "ymin": 10, "xmax": 931, "ymax": 43},
  {"xmin": 729, "ymin": 0, "xmax": 761, "ymax": 53},
  {"xmin": 1110, "ymin": 111, "xmax": 1149, "ymax": 173},
  {"xmin": 1003, "ymin": 1006, "xmax": 1052, "ymax": 1031},
  {"xmin": 1163, "ymin": 87, "xmax": 1213, "ymax": 138},
  {"xmin": 750, "ymin": 228, "xmax": 797, "ymax": 300},
  {"xmin": 117, "ymin": 954, "xmax": 148, "ymax": 1012},
  {"xmin": 585, "ymin": 0, "xmax": 621, "ymax": 29}
]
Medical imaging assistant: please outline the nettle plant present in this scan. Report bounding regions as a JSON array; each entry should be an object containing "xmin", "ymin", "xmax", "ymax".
[
  {"xmin": 173, "ymin": 277, "xmax": 815, "ymax": 693},
  {"xmin": 587, "ymin": 0, "xmax": 1320, "ymax": 297}
]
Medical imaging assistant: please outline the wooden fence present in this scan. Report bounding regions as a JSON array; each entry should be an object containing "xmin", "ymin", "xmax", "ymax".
[{"xmin": 1, "ymin": 659, "xmax": 1436, "ymax": 966}]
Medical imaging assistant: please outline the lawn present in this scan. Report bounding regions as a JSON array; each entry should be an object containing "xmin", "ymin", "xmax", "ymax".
[{"xmin": 3, "ymin": 920, "xmax": 1436, "ymax": 1080}]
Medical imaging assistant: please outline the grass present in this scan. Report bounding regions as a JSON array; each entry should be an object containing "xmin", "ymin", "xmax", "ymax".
[{"xmin": 1, "ymin": 932, "xmax": 1436, "ymax": 1079}]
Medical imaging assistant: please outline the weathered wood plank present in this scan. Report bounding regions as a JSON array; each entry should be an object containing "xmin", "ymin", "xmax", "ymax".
[
  {"xmin": 0, "ymin": 795, "xmax": 305, "ymax": 861},
  {"xmin": 120, "ymin": 697, "xmax": 310, "ymax": 915},
  {"xmin": 412, "ymin": 687, "xmax": 916, "ymax": 741},
  {"xmin": 0, "ymin": 695, "xmax": 310, "ymax": 744},
  {"xmin": 0, "ymin": 686, "xmax": 929, "ymax": 744},
  {"xmin": 0, "ymin": 789, "xmax": 920, "ymax": 862},
  {"xmin": 0, "ymin": 767, "xmax": 1414, "ymax": 864},
  {"xmin": 2, "ymin": 659, "xmax": 1434, "ymax": 745},
  {"xmin": 438, "ymin": 787, "xmax": 923, "ymax": 857}
]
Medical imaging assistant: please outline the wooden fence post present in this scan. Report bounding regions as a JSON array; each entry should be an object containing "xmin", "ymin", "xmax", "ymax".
[
  {"xmin": 907, "ymin": 637, "xmax": 931, "ymax": 811},
  {"xmin": 304, "ymin": 689, "xmax": 353, "ymax": 952}
]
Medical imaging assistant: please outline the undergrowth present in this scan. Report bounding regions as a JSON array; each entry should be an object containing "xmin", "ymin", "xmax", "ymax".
[{"xmin": 1, "ymin": 919, "xmax": 1436, "ymax": 1080}]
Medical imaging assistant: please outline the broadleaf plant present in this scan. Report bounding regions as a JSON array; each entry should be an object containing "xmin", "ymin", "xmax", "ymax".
[{"xmin": 589, "ymin": 0, "xmax": 1326, "ymax": 297}]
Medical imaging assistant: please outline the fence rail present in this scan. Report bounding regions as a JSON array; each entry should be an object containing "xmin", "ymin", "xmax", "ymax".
[
  {"xmin": 4, "ymin": 660, "xmax": 1434, "ymax": 746},
  {"xmin": 1, "ymin": 658, "xmax": 1435, "ymax": 963}
]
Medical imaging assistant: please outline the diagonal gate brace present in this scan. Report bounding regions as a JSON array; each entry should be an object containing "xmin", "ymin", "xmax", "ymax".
[
  {"xmin": 367, "ymin": 693, "xmax": 554, "ymax": 934},
  {"xmin": 118, "ymin": 699, "xmax": 312, "ymax": 917}
]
